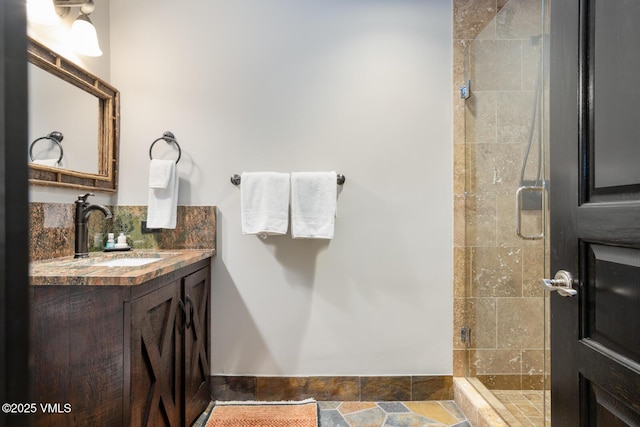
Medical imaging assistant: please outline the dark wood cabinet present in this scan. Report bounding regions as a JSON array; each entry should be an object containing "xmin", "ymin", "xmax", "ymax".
[
  {"xmin": 30, "ymin": 258, "xmax": 211, "ymax": 427},
  {"xmin": 128, "ymin": 278, "xmax": 182, "ymax": 427},
  {"xmin": 127, "ymin": 266, "xmax": 211, "ymax": 427},
  {"xmin": 182, "ymin": 267, "xmax": 211, "ymax": 425}
]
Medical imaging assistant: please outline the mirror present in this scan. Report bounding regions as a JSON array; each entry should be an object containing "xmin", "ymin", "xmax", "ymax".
[
  {"xmin": 29, "ymin": 64, "xmax": 99, "ymax": 173},
  {"xmin": 27, "ymin": 37, "xmax": 120, "ymax": 193}
]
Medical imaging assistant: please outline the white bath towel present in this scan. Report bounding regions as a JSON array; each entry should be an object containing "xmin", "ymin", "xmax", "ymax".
[
  {"xmin": 291, "ymin": 171, "xmax": 337, "ymax": 239},
  {"xmin": 146, "ymin": 161, "xmax": 178, "ymax": 229},
  {"xmin": 148, "ymin": 159, "xmax": 174, "ymax": 189},
  {"xmin": 32, "ymin": 158, "xmax": 59, "ymax": 167},
  {"xmin": 241, "ymin": 172, "xmax": 290, "ymax": 237}
]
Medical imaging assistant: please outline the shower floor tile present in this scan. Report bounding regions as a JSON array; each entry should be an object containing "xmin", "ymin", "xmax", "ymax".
[{"xmin": 492, "ymin": 390, "xmax": 551, "ymax": 427}]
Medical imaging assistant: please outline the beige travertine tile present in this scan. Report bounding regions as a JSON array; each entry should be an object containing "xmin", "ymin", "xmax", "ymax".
[
  {"xmin": 497, "ymin": 91, "xmax": 536, "ymax": 143},
  {"xmin": 496, "ymin": 191, "xmax": 543, "ymax": 249},
  {"xmin": 470, "ymin": 39, "xmax": 523, "ymax": 91},
  {"xmin": 522, "ymin": 244, "xmax": 545, "ymax": 297},
  {"xmin": 453, "ymin": 0, "xmax": 549, "ymax": 398},
  {"xmin": 454, "ymin": 378, "xmax": 480, "ymax": 426},
  {"xmin": 453, "ymin": 247, "xmax": 470, "ymax": 298},
  {"xmin": 497, "ymin": 0, "xmax": 510, "ymax": 12},
  {"xmin": 471, "ymin": 349, "xmax": 522, "ymax": 374},
  {"xmin": 464, "ymin": 193, "xmax": 497, "ymax": 247},
  {"xmin": 454, "ymin": 98, "xmax": 468, "ymax": 146},
  {"xmin": 479, "ymin": 407, "xmax": 510, "ymax": 427},
  {"xmin": 453, "ymin": 143, "xmax": 466, "ymax": 194},
  {"xmin": 477, "ymin": 375, "xmax": 522, "ymax": 390},
  {"xmin": 467, "ymin": 298, "xmax": 497, "ymax": 350},
  {"xmin": 466, "ymin": 144, "xmax": 524, "ymax": 193},
  {"xmin": 517, "ymin": 402, "xmax": 544, "ymax": 418},
  {"xmin": 495, "ymin": 0, "xmax": 543, "ymax": 40},
  {"xmin": 454, "ymin": 194, "xmax": 467, "ymax": 248},
  {"xmin": 476, "ymin": 17, "xmax": 497, "ymax": 41},
  {"xmin": 522, "ymin": 391, "xmax": 544, "ymax": 407},
  {"xmin": 464, "ymin": 91, "xmax": 497, "ymax": 144},
  {"xmin": 471, "ymin": 247, "xmax": 522, "ymax": 298},
  {"xmin": 522, "ymin": 350, "xmax": 544, "ymax": 375},
  {"xmin": 454, "ymin": 298, "xmax": 468, "ymax": 350},
  {"xmin": 453, "ymin": 0, "xmax": 497, "ymax": 40},
  {"xmin": 522, "ymin": 375, "xmax": 545, "ymax": 390},
  {"xmin": 497, "ymin": 297, "xmax": 544, "ymax": 349},
  {"xmin": 453, "ymin": 39, "xmax": 470, "ymax": 88},
  {"xmin": 453, "ymin": 350, "xmax": 467, "ymax": 377}
]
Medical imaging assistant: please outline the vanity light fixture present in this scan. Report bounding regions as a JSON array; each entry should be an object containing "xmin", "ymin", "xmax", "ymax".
[
  {"xmin": 56, "ymin": 0, "xmax": 103, "ymax": 57},
  {"xmin": 69, "ymin": 12, "xmax": 103, "ymax": 57},
  {"xmin": 28, "ymin": 0, "xmax": 103, "ymax": 57}
]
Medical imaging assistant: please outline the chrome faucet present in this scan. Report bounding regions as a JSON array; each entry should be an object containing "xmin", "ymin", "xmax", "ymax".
[{"xmin": 74, "ymin": 193, "xmax": 112, "ymax": 258}]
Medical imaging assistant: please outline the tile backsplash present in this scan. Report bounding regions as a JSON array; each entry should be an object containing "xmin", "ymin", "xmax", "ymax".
[{"xmin": 29, "ymin": 203, "xmax": 216, "ymax": 261}]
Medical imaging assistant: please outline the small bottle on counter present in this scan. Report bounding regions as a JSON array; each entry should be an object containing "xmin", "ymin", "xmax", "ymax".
[
  {"xmin": 106, "ymin": 233, "xmax": 115, "ymax": 249},
  {"xmin": 116, "ymin": 233, "xmax": 128, "ymax": 248}
]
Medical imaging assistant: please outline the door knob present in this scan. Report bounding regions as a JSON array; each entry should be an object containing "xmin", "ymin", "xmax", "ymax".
[{"xmin": 541, "ymin": 270, "xmax": 577, "ymax": 297}]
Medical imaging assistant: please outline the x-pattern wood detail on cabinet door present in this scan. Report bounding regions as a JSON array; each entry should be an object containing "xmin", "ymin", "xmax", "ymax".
[
  {"xmin": 140, "ymin": 318, "xmax": 178, "ymax": 424},
  {"xmin": 132, "ymin": 285, "xmax": 181, "ymax": 427}
]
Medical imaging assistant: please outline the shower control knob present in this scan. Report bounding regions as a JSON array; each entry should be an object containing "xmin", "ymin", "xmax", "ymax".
[{"xmin": 541, "ymin": 270, "xmax": 577, "ymax": 297}]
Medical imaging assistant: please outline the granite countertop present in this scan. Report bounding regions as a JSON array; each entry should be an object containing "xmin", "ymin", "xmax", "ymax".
[{"xmin": 30, "ymin": 249, "xmax": 214, "ymax": 286}]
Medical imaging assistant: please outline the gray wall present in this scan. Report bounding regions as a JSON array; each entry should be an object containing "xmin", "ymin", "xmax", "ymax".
[{"xmin": 35, "ymin": 0, "xmax": 454, "ymax": 376}]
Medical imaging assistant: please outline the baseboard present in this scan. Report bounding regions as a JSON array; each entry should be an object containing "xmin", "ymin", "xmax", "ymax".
[{"xmin": 211, "ymin": 375, "xmax": 453, "ymax": 402}]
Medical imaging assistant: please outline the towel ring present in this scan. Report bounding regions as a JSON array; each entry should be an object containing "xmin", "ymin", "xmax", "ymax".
[
  {"xmin": 230, "ymin": 173, "xmax": 346, "ymax": 185},
  {"xmin": 149, "ymin": 131, "xmax": 181, "ymax": 164},
  {"xmin": 29, "ymin": 131, "xmax": 64, "ymax": 163}
]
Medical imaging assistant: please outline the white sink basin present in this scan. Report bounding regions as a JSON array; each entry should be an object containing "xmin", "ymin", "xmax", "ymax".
[{"xmin": 95, "ymin": 258, "xmax": 163, "ymax": 267}]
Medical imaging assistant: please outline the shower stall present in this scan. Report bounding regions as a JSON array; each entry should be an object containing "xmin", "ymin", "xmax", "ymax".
[{"xmin": 454, "ymin": 0, "xmax": 551, "ymax": 425}]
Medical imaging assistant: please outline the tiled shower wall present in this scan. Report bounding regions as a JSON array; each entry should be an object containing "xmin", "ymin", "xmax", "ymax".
[{"xmin": 453, "ymin": 0, "xmax": 549, "ymax": 390}]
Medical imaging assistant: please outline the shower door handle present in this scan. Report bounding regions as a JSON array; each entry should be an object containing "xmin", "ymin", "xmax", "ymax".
[
  {"xmin": 541, "ymin": 270, "xmax": 577, "ymax": 297},
  {"xmin": 516, "ymin": 186, "xmax": 545, "ymax": 240}
]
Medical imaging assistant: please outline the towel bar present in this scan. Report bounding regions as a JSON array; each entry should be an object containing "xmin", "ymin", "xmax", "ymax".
[
  {"xmin": 230, "ymin": 173, "xmax": 345, "ymax": 186},
  {"xmin": 149, "ymin": 131, "xmax": 182, "ymax": 164}
]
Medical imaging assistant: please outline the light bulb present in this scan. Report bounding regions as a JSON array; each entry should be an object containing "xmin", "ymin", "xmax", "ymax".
[{"xmin": 70, "ymin": 14, "xmax": 103, "ymax": 57}]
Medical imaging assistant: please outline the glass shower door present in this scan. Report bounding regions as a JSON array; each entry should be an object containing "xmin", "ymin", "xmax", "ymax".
[{"xmin": 456, "ymin": 0, "xmax": 551, "ymax": 424}]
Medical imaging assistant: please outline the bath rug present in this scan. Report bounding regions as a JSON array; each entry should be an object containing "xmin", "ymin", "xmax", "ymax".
[{"xmin": 205, "ymin": 398, "xmax": 318, "ymax": 427}]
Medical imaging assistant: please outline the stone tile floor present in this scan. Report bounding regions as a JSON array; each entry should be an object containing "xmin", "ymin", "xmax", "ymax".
[
  {"xmin": 194, "ymin": 400, "xmax": 470, "ymax": 427},
  {"xmin": 318, "ymin": 401, "xmax": 470, "ymax": 427}
]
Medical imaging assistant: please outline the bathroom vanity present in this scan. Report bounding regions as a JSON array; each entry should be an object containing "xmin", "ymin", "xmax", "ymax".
[{"xmin": 29, "ymin": 250, "xmax": 213, "ymax": 427}]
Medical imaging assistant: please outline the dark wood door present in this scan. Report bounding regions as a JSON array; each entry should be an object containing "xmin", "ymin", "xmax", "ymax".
[
  {"xmin": 183, "ymin": 267, "xmax": 211, "ymax": 427},
  {"xmin": 550, "ymin": 0, "xmax": 640, "ymax": 425},
  {"xmin": 129, "ymin": 282, "xmax": 182, "ymax": 427},
  {"xmin": 2, "ymin": 2, "xmax": 30, "ymax": 427}
]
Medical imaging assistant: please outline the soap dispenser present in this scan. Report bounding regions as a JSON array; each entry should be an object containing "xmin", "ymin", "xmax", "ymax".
[
  {"xmin": 105, "ymin": 233, "xmax": 115, "ymax": 249},
  {"xmin": 116, "ymin": 233, "xmax": 128, "ymax": 248}
]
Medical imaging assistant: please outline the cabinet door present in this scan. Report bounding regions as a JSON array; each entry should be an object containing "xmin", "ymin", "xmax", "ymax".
[
  {"xmin": 183, "ymin": 266, "xmax": 211, "ymax": 426},
  {"xmin": 129, "ymin": 281, "xmax": 182, "ymax": 427}
]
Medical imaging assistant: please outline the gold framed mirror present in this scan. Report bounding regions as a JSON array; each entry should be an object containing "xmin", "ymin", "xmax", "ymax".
[{"xmin": 27, "ymin": 37, "xmax": 120, "ymax": 193}]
